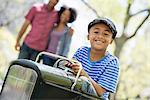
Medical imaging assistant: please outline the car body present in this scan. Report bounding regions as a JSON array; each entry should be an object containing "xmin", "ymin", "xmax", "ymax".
[{"xmin": 0, "ymin": 52, "xmax": 102, "ymax": 100}]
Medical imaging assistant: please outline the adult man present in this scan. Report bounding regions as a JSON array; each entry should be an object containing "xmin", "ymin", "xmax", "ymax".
[{"xmin": 15, "ymin": 0, "xmax": 59, "ymax": 61}]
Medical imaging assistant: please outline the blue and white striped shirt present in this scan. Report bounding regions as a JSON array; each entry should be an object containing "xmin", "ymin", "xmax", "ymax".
[{"xmin": 73, "ymin": 46, "xmax": 119, "ymax": 99}]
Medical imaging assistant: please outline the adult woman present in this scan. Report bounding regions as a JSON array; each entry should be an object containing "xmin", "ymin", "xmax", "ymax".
[{"xmin": 43, "ymin": 6, "xmax": 77, "ymax": 65}]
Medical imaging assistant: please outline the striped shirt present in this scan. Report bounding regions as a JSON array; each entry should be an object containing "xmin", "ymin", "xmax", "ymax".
[{"xmin": 73, "ymin": 46, "xmax": 119, "ymax": 99}]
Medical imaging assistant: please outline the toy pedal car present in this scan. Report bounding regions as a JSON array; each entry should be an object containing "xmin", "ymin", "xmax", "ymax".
[{"xmin": 0, "ymin": 52, "xmax": 102, "ymax": 100}]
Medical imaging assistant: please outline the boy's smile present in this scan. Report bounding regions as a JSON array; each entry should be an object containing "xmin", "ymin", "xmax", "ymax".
[{"xmin": 88, "ymin": 23, "xmax": 113, "ymax": 51}]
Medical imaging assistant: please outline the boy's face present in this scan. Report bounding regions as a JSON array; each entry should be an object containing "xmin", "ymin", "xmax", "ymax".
[{"xmin": 88, "ymin": 23, "xmax": 113, "ymax": 51}]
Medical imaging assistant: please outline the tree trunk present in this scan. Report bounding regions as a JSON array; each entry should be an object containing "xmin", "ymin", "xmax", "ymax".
[{"xmin": 109, "ymin": 36, "xmax": 127, "ymax": 100}]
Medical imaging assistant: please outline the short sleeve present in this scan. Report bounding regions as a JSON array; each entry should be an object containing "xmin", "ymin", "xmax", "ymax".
[
  {"xmin": 25, "ymin": 6, "xmax": 36, "ymax": 22},
  {"xmin": 98, "ymin": 57, "xmax": 119, "ymax": 93},
  {"xmin": 73, "ymin": 48, "xmax": 81, "ymax": 61},
  {"xmin": 73, "ymin": 46, "xmax": 87, "ymax": 62}
]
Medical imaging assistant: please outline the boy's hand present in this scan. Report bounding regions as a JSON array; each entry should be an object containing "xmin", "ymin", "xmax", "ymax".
[
  {"xmin": 65, "ymin": 62, "xmax": 80, "ymax": 74},
  {"xmin": 65, "ymin": 62, "xmax": 89, "ymax": 77}
]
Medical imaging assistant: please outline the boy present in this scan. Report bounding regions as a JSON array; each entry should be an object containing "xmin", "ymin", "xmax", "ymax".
[{"xmin": 69, "ymin": 17, "xmax": 119, "ymax": 100}]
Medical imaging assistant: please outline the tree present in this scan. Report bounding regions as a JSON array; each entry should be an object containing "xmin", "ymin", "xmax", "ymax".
[{"xmin": 80, "ymin": 0, "xmax": 150, "ymax": 99}]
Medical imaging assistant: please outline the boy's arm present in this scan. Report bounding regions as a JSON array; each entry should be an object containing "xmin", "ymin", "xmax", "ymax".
[
  {"xmin": 15, "ymin": 19, "xmax": 30, "ymax": 51},
  {"xmin": 81, "ymin": 69, "xmax": 106, "ymax": 96},
  {"xmin": 70, "ymin": 63, "xmax": 106, "ymax": 96}
]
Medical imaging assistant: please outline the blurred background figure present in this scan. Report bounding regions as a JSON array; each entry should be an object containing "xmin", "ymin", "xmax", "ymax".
[
  {"xmin": 43, "ymin": 6, "xmax": 77, "ymax": 66},
  {"xmin": 15, "ymin": 0, "xmax": 59, "ymax": 61}
]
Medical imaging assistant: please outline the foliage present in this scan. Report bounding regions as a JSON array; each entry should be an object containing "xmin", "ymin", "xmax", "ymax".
[
  {"xmin": 89, "ymin": 0, "xmax": 126, "ymax": 23},
  {"xmin": 118, "ymin": 34, "xmax": 150, "ymax": 99}
]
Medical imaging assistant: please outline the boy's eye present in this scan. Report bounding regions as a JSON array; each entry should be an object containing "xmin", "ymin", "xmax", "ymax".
[
  {"xmin": 103, "ymin": 32, "xmax": 109, "ymax": 35},
  {"xmin": 94, "ymin": 31, "xmax": 99, "ymax": 34}
]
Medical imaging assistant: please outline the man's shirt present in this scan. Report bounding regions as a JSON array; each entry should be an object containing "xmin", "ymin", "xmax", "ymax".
[{"xmin": 25, "ymin": 3, "xmax": 58, "ymax": 51}]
